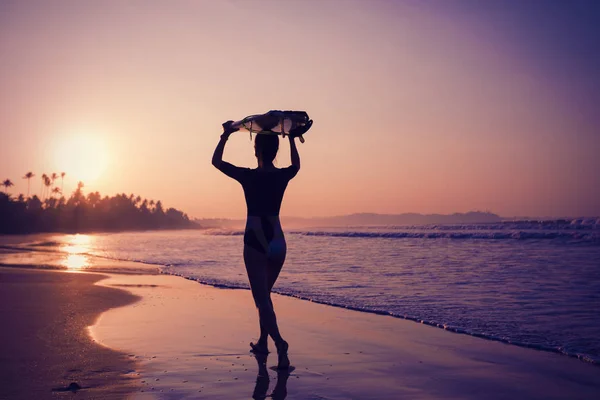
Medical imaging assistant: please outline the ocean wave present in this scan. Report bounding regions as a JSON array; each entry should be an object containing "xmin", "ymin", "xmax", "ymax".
[
  {"xmin": 379, "ymin": 219, "xmax": 600, "ymax": 231},
  {"xmin": 288, "ymin": 230, "xmax": 599, "ymax": 243},
  {"xmin": 29, "ymin": 240, "xmax": 64, "ymax": 247},
  {"xmin": 202, "ymin": 229, "xmax": 244, "ymax": 236},
  {"xmin": 0, "ymin": 243, "xmax": 172, "ymax": 268},
  {"xmin": 200, "ymin": 219, "xmax": 600, "ymax": 243}
]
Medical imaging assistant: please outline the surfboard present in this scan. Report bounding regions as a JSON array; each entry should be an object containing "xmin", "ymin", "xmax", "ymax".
[{"xmin": 230, "ymin": 110, "xmax": 310, "ymax": 143}]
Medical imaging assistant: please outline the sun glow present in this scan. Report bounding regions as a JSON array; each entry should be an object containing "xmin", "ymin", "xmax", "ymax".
[
  {"xmin": 60, "ymin": 234, "xmax": 92, "ymax": 271},
  {"xmin": 54, "ymin": 133, "xmax": 109, "ymax": 184}
]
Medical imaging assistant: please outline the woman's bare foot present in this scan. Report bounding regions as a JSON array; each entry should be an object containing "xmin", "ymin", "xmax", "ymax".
[
  {"xmin": 250, "ymin": 340, "xmax": 269, "ymax": 354},
  {"xmin": 276, "ymin": 340, "xmax": 290, "ymax": 369}
]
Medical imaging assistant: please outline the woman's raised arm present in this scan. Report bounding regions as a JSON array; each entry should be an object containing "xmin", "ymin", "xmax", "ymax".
[
  {"xmin": 212, "ymin": 121, "xmax": 238, "ymax": 168},
  {"xmin": 288, "ymin": 119, "xmax": 313, "ymax": 170},
  {"xmin": 289, "ymin": 135, "xmax": 300, "ymax": 170},
  {"xmin": 212, "ymin": 121, "xmax": 248, "ymax": 182}
]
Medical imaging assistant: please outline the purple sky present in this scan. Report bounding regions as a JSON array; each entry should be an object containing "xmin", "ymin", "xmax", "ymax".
[{"xmin": 1, "ymin": 0, "xmax": 599, "ymax": 218}]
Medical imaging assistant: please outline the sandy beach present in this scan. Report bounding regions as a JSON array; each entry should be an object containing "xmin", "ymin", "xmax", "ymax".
[
  {"xmin": 0, "ymin": 267, "xmax": 140, "ymax": 399},
  {"xmin": 1, "ymin": 261, "xmax": 600, "ymax": 399}
]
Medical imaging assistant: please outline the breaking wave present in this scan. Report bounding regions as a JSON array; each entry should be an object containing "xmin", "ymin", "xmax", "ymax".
[{"xmin": 203, "ymin": 219, "xmax": 600, "ymax": 243}]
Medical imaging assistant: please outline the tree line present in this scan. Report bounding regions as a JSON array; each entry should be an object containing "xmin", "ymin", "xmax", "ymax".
[{"xmin": 1, "ymin": 172, "xmax": 197, "ymax": 234}]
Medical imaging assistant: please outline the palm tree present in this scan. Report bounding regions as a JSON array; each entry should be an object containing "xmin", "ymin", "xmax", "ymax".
[
  {"xmin": 140, "ymin": 199, "xmax": 149, "ymax": 211},
  {"xmin": 51, "ymin": 173, "xmax": 58, "ymax": 186},
  {"xmin": 52, "ymin": 187, "xmax": 61, "ymax": 198},
  {"xmin": 60, "ymin": 172, "xmax": 66, "ymax": 193},
  {"xmin": 2, "ymin": 179, "xmax": 14, "ymax": 194},
  {"xmin": 154, "ymin": 200, "xmax": 164, "ymax": 216},
  {"xmin": 71, "ymin": 181, "xmax": 85, "ymax": 205},
  {"xmin": 43, "ymin": 175, "xmax": 52, "ymax": 201},
  {"xmin": 40, "ymin": 174, "xmax": 48, "ymax": 200},
  {"xmin": 87, "ymin": 191, "xmax": 101, "ymax": 208},
  {"xmin": 22, "ymin": 172, "xmax": 35, "ymax": 198}
]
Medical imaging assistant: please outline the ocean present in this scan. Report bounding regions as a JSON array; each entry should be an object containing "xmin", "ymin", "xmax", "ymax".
[{"xmin": 1, "ymin": 219, "xmax": 599, "ymax": 364}]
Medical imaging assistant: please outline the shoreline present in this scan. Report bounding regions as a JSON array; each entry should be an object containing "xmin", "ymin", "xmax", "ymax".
[
  {"xmin": 2, "ymin": 256, "xmax": 598, "ymax": 368},
  {"xmin": 156, "ymin": 272, "xmax": 600, "ymax": 367},
  {"xmin": 0, "ymin": 267, "xmax": 142, "ymax": 399},
  {"xmin": 93, "ymin": 272, "xmax": 600, "ymax": 399}
]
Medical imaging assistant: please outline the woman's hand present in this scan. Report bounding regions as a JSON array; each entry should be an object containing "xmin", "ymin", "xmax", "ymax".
[
  {"xmin": 289, "ymin": 119, "xmax": 313, "ymax": 138},
  {"xmin": 221, "ymin": 120, "xmax": 239, "ymax": 139}
]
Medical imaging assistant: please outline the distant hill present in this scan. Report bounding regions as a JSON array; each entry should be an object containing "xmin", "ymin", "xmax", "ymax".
[{"xmin": 195, "ymin": 211, "xmax": 502, "ymax": 228}]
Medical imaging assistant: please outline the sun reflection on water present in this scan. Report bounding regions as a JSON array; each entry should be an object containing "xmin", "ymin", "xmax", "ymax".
[{"xmin": 60, "ymin": 234, "xmax": 92, "ymax": 270}]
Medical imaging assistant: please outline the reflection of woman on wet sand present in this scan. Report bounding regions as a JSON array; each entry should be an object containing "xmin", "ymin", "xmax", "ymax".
[
  {"xmin": 252, "ymin": 352, "xmax": 290, "ymax": 400},
  {"xmin": 212, "ymin": 116, "xmax": 313, "ymax": 369}
]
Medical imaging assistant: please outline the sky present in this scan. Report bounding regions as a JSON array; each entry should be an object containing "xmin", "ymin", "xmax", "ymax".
[{"xmin": 1, "ymin": 0, "xmax": 599, "ymax": 219}]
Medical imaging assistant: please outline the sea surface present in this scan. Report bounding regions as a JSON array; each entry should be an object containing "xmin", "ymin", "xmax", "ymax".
[{"xmin": 1, "ymin": 219, "xmax": 599, "ymax": 364}]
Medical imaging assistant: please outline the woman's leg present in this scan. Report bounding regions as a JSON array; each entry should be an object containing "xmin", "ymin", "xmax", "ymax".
[
  {"xmin": 267, "ymin": 239, "xmax": 290, "ymax": 368},
  {"xmin": 244, "ymin": 217, "xmax": 290, "ymax": 368},
  {"xmin": 254, "ymin": 240, "xmax": 287, "ymax": 346},
  {"xmin": 244, "ymin": 244, "xmax": 286, "ymax": 347}
]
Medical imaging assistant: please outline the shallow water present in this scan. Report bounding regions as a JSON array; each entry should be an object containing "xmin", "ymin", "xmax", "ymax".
[{"xmin": 2, "ymin": 220, "xmax": 599, "ymax": 364}]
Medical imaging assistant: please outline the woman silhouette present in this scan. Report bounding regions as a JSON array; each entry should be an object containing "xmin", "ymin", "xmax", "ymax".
[{"xmin": 212, "ymin": 117, "xmax": 313, "ymax": 369}]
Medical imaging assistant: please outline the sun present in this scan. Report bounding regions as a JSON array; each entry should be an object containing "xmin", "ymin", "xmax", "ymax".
[{"xmin": 54, "ymin": 134, "xmax": 109, "ymax": 184}]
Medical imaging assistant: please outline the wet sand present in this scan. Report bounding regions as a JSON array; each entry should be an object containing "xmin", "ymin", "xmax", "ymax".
[
  {"xmin": 0, "ymin": 267, "xmax": 140, "ymax": 399},
  {"xmin": 93, "ymin": 273, "xmax": 600, "ymax": 400}
]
